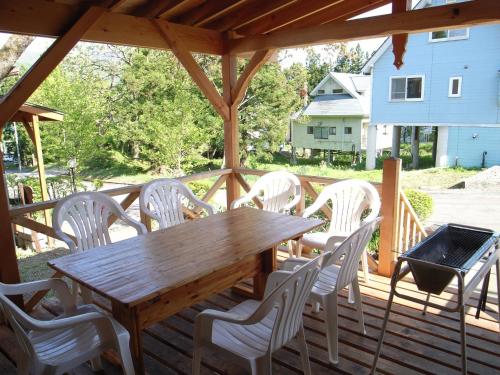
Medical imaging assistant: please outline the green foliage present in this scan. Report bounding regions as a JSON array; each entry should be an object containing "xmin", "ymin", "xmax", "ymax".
[{"xmin": 404, "ymin": 189, "xmax": 434, "ymax": 221}]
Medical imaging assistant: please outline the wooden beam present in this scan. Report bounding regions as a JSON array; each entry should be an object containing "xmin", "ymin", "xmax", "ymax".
[
  {"xmin": 0, "ymin": 5, "xmax": 106, "ymax": 125},
  {"xmin": 222, "ymin": 55, "xmax": 240, "ymax": 208},
  {"xmin": 230, "ymin": 0, "xmax": 500, "ymax": 53},
  {"xmin": 207, "ymin": 0, "xmax": 296, "ymax": 32},
  {"xmin": 235, "ymin": 0, "xmax": 344, "ymax": 36},
  {"xmin": 281, "ymin": 0, "xmax": 390, "ymax": 31},
  {"xmin": 391, "ymin": 0, "xmax": 412, "ymax": 69},
  {"xmin": 173, "ymin": 0, "xmax": 246, "ymax": 27},
  {"xmin": 231, "ymin": 49, "xmax": 274, "ymax": 106},
  {"xmin": 379, "ymin": 158, "xmax": 402, "ymax": 277},
  {"xmin": 0, "ymin": 0, "xmax": 224, "ymax": 55},
  {"xmin": 134, "ymin": 0, "xmax": 185, "ymax": 18},
  {"xmin": 153, "ymin": 19, "xmax": 230, "ymax": 121},
  {"xmin": 158, "ymin": 0, "xmax": 205, "ymax": 20},
  {"xmin": 0, "ymin": 146, "xmax": 22, "ymax": 306}
]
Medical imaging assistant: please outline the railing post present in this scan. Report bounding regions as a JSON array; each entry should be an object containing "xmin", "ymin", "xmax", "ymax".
[{"xmin": 379, "ymin": 158, "xmax": 402, "ymax": 277}]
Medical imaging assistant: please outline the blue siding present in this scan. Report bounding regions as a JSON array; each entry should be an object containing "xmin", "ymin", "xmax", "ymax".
[
  {"xmin": 447, "ymin": 127, "xmax": 500, "ymax": 168},
  {"xmin": 371, "ymin": 24, "xmax": 500, "ymax": 125}
]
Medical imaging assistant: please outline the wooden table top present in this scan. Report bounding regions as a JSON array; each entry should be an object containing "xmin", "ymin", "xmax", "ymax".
[{"xmin": 49, "ymin": 207, "xmax": 322, "ymax": 307}]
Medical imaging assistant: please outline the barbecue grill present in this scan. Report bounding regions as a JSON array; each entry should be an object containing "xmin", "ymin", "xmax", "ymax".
[{"xmin": 371, "ymin": 223, "xmax": 499, "ymax": 375}]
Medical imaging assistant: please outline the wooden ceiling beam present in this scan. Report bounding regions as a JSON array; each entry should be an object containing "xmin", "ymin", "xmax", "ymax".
[
  {"xmin": 242, "ymin": 0, "xmax": 390, "ymax": 35},
  {"xmin": 134, "ymin": 0, "xmax": 185, "ymax": 18},
  {"xmin": 173, "ymin": 0, "xmax": 247, "ymax": 27},
  {"xmin": 230, "ymin": 0, "xmax": 500, "ymax": 53},
  {"xmin": 235, "ymin": 0, "xmax": 344, "ymax": 36},
  {"xmin": 153, "ymin": 20, "xmax": 230, "ymax": 121},
  {"xmin": 0, "ymin": 5, "xmax": 106, "ymax": 126},
  {"xmin": 207, "ymin": 0, "xmax": 297, "ymax": 32},
  {"xmin": 0, "ymin": 0, "xmax": 224, "ymax": 55},
  {"xmin": 157, "ymin": 0, "xmax": 205, "ymax": 20},
  {"xmin": 392, "ymin": 0, "xmax": 412, "ymax": 69}
]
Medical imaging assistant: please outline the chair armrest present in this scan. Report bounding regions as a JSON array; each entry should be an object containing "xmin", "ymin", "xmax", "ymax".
[
  {"xmin": 194, "ymin": 308, "xmax": 247, "ymax": 344},
  {"xmin": 230, "ymin": 194, "xmax": 254, "ymax": 210},
  {"xmin": 4, "ymin": 279, "xmax": 76, "ymax": 313},
  {"xmin": 281, "ymin": 258, "xmax": 309, "ymax": 272},
  {"xmin": 282, "ymin": 190, "xmax": 301, "ymax": 213},
  {"xmin": 54, "ymin": 229, "xmax": 77, "ymax": 252},
  {"xmin": 28, "ymin": 311, "xmax": 110, "ymax": 331},
  {"xmin": 188, "ymin": 195, "xmax": 215, "ymax": 216},
  {"xmin": 120, "ymin": 214, "xmax": 147, "ymax": 235}
]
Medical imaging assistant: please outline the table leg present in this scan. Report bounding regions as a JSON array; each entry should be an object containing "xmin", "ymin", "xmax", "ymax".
[
  {"xmin": 253, "ymin": 247, "xmax": 277, "ymax": 299},
  {"xmin": 112, "ymin": 301, "xmax": 144, "ymax": 375}
]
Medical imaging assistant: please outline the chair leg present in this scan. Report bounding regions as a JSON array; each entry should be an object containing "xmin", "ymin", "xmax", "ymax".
[
  {"xmin": 496, "ymin": 260, "xmax": 500, "ymax": 333},
  {"xmin": 347, "ymin": 284, "xmax": 355, "ymax": 304},
  {"xmin": 352, "ymin": 278, "xmax": 366, "ymax": 335},
  {"xmin": 90, "ymin": 356, "xmax": 103, "ymax": 371},
  {"xmin": 297, "ymin": 324, "xmax": 312, "ymax": 375},
  {"xmin": 251, "ymin": 355, "xmax": 272, "ymax": 375},
  {"xmin": 312, "ymin": 301, "xmax": 321, "ymax": 313},
  {"xmin": 362, "ymin": 250, "xmax": 370, "ymax": 283},
  {"xmin": 192, "ymin": 347, "xmax": 202, "ymax": 375},
  {"xmin": 323, "ymin": 294, "xmax": 339, "ymax": 364},
  {"xmin": 116, "ymin": 334, "xmax": 135, "ymax": 375}
]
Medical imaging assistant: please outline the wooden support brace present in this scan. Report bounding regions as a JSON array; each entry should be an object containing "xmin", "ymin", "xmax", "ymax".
[
  {"xmin": 152, "ymin": 19, "xmax": 230, "ymax": 121},
  {"xmin": 12, "ymin": 215, "xmax": 77, "ymax": 244},
  {"xmin": 231, "ymin": 49, "xmax": 274, "ymax": 107},
  {"xmin": 233, "ymin": 173, "xmax": 263, "ymax": 209},
  {"xmin": 391, "ymin": 0, "xmax": 411, "ymax": 69},
  {"xmin": 302, "ymin": 181, "xmax": 332, "ymax": 218},
  {"xmin": 0, "ymin": 5, "xmax": 107, "ymax": 125}
]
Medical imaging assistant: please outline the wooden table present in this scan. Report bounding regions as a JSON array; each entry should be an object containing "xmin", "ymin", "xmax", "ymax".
[{"xmin": 49, "ymin": 207, "xmax": 322, "ymax": 374}]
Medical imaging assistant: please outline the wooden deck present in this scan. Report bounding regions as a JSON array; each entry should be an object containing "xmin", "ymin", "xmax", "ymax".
[{"xmin": 0, "ymin": 251, "xmax": 498, "ymax": 375}]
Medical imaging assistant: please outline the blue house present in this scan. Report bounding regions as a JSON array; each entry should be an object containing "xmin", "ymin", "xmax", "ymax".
[{"xmin": 362, "ymin": 0, "xmax": 500, "ymax": 169}]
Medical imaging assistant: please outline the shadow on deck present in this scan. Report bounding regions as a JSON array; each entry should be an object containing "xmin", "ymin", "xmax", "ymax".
[{"xmin": 0, "ymin": 252, "xmax": 498, "ymax": 375}]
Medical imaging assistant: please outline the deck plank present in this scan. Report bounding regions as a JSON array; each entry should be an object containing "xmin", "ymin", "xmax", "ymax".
[{"xmin": 0, "ymin": 251, "xmax": 498, "ymax": 375}]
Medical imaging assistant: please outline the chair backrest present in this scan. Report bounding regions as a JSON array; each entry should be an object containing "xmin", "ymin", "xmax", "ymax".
[
  {"xmin": 251, "ymin": 256, "xmax": 322, "ymax": 353},
  {"xmin": 0, "ymin": 284, "xmax": 38, "ymax": 363},
  {"xmin": 324, "ymin": 217, "xmax": 381, "ymax": 291},
  {"xmin": 139, "ymin": 178, "xmax": 214, "ymax": 230},
  {"xmin": 303, "ymin": 179, "xmax": 380, "ymax": 236},
  {"xmin": 232, "ymin": 171, "xmax": 301, "ymax": 213},
  {"xmin": 53, "ymin": 191, "xmax": 135, "ymax": 252}
]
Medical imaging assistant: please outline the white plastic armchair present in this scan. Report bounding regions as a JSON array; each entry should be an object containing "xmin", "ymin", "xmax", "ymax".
[
  {"xmin": 0, "ymin": 279, "xmax": 135, "ymax": 375},
  {"xmin": 230, "ymin": 171, "xmax": 301, "ymax": 214},
  {"xmin": 139, "ymin": 178, "xmax": 215, "ymax": 230},
  {"xmin": 53, "ymin": 192, "xmax": 146, "ymax": 302},
  {"xmin": 283, "ymin": 217, "xmax": 381, "ymax": 364},
  {"xmin": 299, "ymin": 179, "xmax": 380, "ymax": 282},
  {"xmin": 192, "ymin": 255, "xmax": 323, "ymax": 375}
]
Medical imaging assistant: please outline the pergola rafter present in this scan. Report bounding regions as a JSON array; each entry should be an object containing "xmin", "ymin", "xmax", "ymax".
[{"xmin": 0, "ymin": 0, "xmax": 499, "ymax": 305}]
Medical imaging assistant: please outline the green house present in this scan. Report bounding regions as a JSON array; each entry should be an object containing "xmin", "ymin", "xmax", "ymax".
[{"xmin": 290, "ymin": 72, "xmax": 392, "ymax": 158}]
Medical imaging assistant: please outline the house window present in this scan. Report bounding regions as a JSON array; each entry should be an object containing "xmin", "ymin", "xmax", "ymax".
[
  {"xmin": 314, "ymin": 127, "xmax": 329, "ymax": 139},
  {"xmin": 332, "ymin": 89, "xmax": 343, "ymax": 94},
  {"xmin": 449, "ymin": 76, "xmax": 462, "ymax": 97},
  {"xmin": 344, "ymin": 127, "xmax": 352, "ymax": 135},
  {"xmin": 389, "ymin": 76, "xmax": 424, "ymax": 101},
  {"xmin": 329, "ymin": 127, "xmax": 336, "ymax": 135},
  {"xmin": 317, "ymin": 89, "xmax": 325, "ymax": 94},
  {"xmin": 430, "ymin": 28, "xmax": 468, "ymax": 42},
  {"xmin": 307, "ymin": 126, "xmax": 313, "ymax": 134}
]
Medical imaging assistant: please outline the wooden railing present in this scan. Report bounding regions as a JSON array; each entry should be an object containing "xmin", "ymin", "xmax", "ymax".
[{"xmin": 9, "ymin": 159, "xmax": 426, "ymax": 308}]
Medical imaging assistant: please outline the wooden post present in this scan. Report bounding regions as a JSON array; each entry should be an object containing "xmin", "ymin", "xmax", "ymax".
[
  {"xmin": 30, "ymin": 115, "xmax": 53, "ymax": 246},
  {"xmin": 0, "ymin": 128, "xmax": 22, "ymax": 306},
  {"xmin": 222, "ymin": 54, "xmax": 240, "ymax": 208},
  {"xmin": 378, "ymin": 158, "xmax": 402, "ymax": 277}
]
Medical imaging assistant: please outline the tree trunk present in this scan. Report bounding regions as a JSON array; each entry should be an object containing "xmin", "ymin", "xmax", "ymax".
[{"xmin": 0, "ymin": 35, "xmax": 35, "ymax": 81}]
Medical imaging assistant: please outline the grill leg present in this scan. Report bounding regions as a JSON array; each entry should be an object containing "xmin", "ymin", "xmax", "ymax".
[
  {"xmin": 459, "ymin": 305, "xmax": 468, "ymax": 375},
  {"xmin": 496, "ymin": 259, "xmax": 500, "ymax": 333},
  {"xmin": 370, "ymin": 287, "xmax": 395, "ymax": 375},
  {"xmin": 422, "ymin": 293, "xmax": 431, "ymax": 316}
]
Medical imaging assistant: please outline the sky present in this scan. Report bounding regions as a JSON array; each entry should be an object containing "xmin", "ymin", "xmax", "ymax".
[{"xmin": 0, "ymin": 1, "xmax": 420, "ymax": 69}]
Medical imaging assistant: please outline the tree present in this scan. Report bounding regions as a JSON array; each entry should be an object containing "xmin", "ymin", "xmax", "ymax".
[
  {"xmin": 334, "ymin": 43, "xmax": 369, "ymax": 74},
  {"xmin": 0, "ymin": 35, "xmax": 34, "ymax": 82}
]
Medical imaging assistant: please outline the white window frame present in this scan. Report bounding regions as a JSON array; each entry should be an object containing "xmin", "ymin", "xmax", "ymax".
[
  {"xmin": 428, "ymin": 28, "xmax": 469, "ymax": 42},
  {"xmin": 389, "ymin": 75, "xmax": 425, "ymax": 102},
  {"xmin": 448, "ymin": 76, "xmax": 462, "ymax": 97}
]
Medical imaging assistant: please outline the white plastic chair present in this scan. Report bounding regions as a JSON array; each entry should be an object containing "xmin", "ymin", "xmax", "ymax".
[
  {"xmin": 283, "ymin": 217, "xmax": 381, "ymax": 364},
  {"xmin": 0, "ymin": 279, "xmax": 135, "ymax": 375},
  {"xmin": 299, "ymin": 179, "xmax": 380, "ymax": 283},
  {"xmin": 139, "ymin": 178, "xmax": 214, "ymax": 230},
  {"xmin": 192, "ymin": 255, "xmax": 325, "ymax": 375},
  {"xmin": 230, "ymin": 171, "xmax": 301, "ymax": 214},
  {"xmin": 53, "ymin": 191, "xmax": 147, "ymax": 302}
]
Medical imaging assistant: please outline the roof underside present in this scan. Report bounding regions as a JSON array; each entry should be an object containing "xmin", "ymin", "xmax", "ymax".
[{"xmin": 0, "ymin": 0, "xmax": 498, "ymax": 55}]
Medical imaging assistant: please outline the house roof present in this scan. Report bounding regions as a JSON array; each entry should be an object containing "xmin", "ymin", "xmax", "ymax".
[{"xmin": 303, "ymin": 94, "xmax": 366, "ymax": 117}]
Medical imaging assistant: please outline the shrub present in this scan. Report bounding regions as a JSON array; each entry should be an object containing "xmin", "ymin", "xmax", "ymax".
[{"xmin": 404, "ymin": 189, "xmax": 433, "ymax": 221}]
